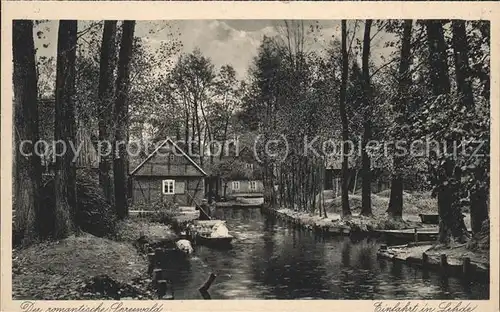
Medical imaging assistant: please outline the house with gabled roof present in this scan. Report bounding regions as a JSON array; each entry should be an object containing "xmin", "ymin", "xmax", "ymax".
[
  {"xmin": 213, "ymin": 142, "xmax": 264, "ymax": 200},
  {"xmin": 324, "ymin": 153, "xmax": 391, "ymax": 195},
  {"xmin": 129, "ymin": 137, "xmax": 207, "ymax": 206}
]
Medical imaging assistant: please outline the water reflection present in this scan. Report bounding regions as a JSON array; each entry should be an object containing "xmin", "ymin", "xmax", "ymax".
[
  {"xmin": 341, "ymin": 240, "xmax": 351, "ymax": 267},
  {"xmin": 163, "ymin": 207, "xmax": 489, "ymax": 300}
]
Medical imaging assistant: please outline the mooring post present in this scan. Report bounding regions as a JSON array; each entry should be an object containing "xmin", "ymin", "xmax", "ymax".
[
  {"xmin": 169, "ymin": 281, "xmax": 175, "ymax": 300},
  {"xmin": 422, "ymin": 252, "xmax": 428, "ymax": 266},
  {"xmin": 155, "ymin": 248, "xmax": 163, "ymax": 264},
  {"xmin": 153, "ymin": 268, "xmax": 163, "ymax": 286},
  {"xmin": 199, "ymin": 273, "xmax": 217, "ymax": 292},
  {"xmin": 190, "ymin": 228, "xmax": 197, "ymax": 246},
  {"xmin": 147, "ymin": 253, "xmax": 155, "ymax": 274},
  {"xmin": 440, "ymin": 254, "xmax": 448, "ymax": 275},
  {"xmin": 462, "ymin": 257, "xmax": 471, "ymax": 279},
  {"xmin": 157, "ymin": 280, "xmax": 167, "ymax": 299},
  {"xmin": 414, "ymin": 228, "xmax": 418, "ymax": 243}
]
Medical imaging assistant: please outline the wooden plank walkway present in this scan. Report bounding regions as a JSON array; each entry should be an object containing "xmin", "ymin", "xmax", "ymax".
[
  {"xmin": 129, "ymin": 207, "xmax": 200, "ymax": 222},
  {"xmin": 215, "ymin": 201, "xmax": 263, "ymax": 208},
  {"xmin": 375, "ymin": 227, "xmax": 473, "ymax": 243},
  {"xmin": 375, "ymin": 228, "xmax": 439, "ymax": 242}
]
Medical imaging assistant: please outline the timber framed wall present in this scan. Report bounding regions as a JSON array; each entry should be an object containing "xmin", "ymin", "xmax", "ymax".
[
  {"xmin": 131, "ymin": 176, "xmax": 204, "ymax": 206},
  {"xmin": 130, "ymin": 138, "xmax": 207, "ymax": 206}
]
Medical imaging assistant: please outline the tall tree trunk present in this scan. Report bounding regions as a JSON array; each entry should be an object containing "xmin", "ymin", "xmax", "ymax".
[
  {"xmin": 469, "ymin": 170, "xmax": 488, "ymax": 234},
  {"xmin": 114, "ymin": 20, "xmax": 135, "ymax": 219},
  {"xmin": 98, "ymin": 21, "xmax": 117, "ymax": 206},
  {"xmin": 339, "ymin": 20, "xmax": 351, "ymax": 217},
  {"xmin": 452, "ymin": 20, "xmax": 488, "ymax": 234},
  {"xmin": 191, "ymin": 102, "xmax": 196, "ymax": 151},
  {"xmin": 360, "ymin": 19, "xmax": 373, "ymax": 216},
  {"xmin": 54, "ymin": 20, "xmax": 78, "ymax": 238},
  {"xmin": 195, "ymin": 101, "xmax": 203, "ymax": 167},
  {"xmin": 426, "ymin": 21, "xmax": 451, "ymax": 95},
  {"xmin": 426, "ymin": 20, "xmax": 468, "ymax": 243},
  {"xmin": 13, "ymin": 20, "xmax": 41, "ymax": 245},
  {"xmin": 199, "ymin": 100, "xmax": 213, "ymax": 164},
  {"xmin": 388, "ymin": 20, "xmax": 413, "ymax": 219},
  {"xmin": 388, "ymin": 176, "xmax": 403, "ymax": 219},
  {"xmin": 476, "ymin": 21, "xmax": 490, "ymax": 99},
  {"xmin": 184, "ymin": 99, "xmax": 189, "ymax": 146},
  {"xmin": 219, "ymin": 117, "xmax": 230, "ymax": 161}
]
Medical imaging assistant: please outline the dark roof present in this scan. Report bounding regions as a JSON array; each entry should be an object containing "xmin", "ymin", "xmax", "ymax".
[{"xmin": 130, "ymin": 137, "xmax": 207, "ymax": 176}]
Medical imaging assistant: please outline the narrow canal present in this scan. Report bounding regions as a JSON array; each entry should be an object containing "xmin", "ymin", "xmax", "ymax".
[{"xmin": 165, "ymin": 207, "xmax": 489, "ymax": 300}]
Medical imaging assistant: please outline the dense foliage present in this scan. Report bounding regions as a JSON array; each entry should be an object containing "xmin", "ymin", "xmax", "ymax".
[{"xmin": 36, "ymin": 170, "xmax": 117, "ymax": 240}]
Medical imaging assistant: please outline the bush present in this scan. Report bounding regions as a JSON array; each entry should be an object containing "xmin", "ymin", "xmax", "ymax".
[
  {"xmin": 76, "ymin": 170, "xmax": 117, "ymax": 237},
  {"xmin": 129, "ymin": 200, "xmax": 177, "ymax": 224},
  {"xmin": 40, "ymin": 169, "xmax": 117, "ymax": 238}
]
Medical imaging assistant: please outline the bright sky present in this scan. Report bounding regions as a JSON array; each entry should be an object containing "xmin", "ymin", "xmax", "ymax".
[{"xmin": 34, "ymin": 20, "xmax": 395, "ymax": 79}]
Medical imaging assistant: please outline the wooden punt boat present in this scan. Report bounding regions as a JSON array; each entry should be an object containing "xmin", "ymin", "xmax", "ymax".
[
  {"xmin": 375, "ymin": 228, "xmax": 439, "ymax": 243},
  {"xmin": 196, "ymin": 234, "xmax": 234, "ymax": 247}
]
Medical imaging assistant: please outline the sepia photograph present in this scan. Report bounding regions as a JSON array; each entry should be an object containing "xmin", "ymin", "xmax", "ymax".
[{"xmin": 6, "ymin": 13, "xmax": 494, "ymax": 304}]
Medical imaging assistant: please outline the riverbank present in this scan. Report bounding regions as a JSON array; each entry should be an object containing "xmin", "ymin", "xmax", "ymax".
[
  {"xmin": 377, "ymin": 219, "xmax": 490, "ymax": 281},
  {"xmin": 262, "ymin": 192, "xmax": 454, "ymax": 236},
  {"xmin": 262, "ymin": 205, "xmax": 418, "ymax": 235},
  {"xmin": 12, "ymin": 219, "xmax": 178, "ymax": 300},
  {"xmin": 261, "ymin": 194, "xmax": 429, "ymax": 237}
]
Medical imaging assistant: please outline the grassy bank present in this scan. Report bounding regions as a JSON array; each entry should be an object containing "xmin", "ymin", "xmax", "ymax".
[
  {"xmin": 323, "ymin": 190, "xmax": 437, "ymax": 217},
  {"xmin": 12, "ymin": 233, "xmax": 149, "ymax": 299},
  {"xmin": 12, "ymin": 218, "xmax": 178, "ymax": 300},
  {"xmin": 269, "ymin": 206, "xmax": 421, "ymax": 233}
]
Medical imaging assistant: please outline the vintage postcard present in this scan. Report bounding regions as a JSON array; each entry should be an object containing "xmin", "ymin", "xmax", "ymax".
[{"xmin": 1, "ymin": 2, "xmax": 499, "ymax": 312}]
